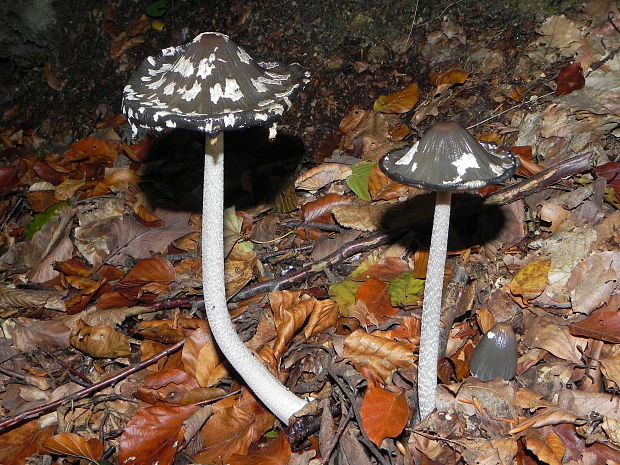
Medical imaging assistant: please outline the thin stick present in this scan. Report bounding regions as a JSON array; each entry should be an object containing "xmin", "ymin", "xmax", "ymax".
[{"xmin": 0, "ymin": 339, "xmax": 185, "ymax": 432}]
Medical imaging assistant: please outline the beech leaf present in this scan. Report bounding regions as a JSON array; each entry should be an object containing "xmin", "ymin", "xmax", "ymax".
[
  {"xmin": 346, "ymin": 162, "xmax": 374, "ymax": 201},
  {"xmin": 360, "ymin": 387, "xmax": 409, "ymax": 446}
]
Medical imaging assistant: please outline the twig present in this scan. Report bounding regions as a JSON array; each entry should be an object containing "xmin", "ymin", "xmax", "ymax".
[
  {"xmin": 481, "ymin": 151, "xmax": 596, "ymax": 207},
  {"xmin": 281, "ymin": 220, "xmax": 346, "ymax": 233},
  {"xmin": 328, "ymin": 364, "xmax": 391, "ymax": 465},
  {"xmin": 231, "ymin": 230, "xmax": 400, "ymax": 302},
  {"xmin": 466, "ymin": 91, "xmax": 555, "ymax": 130},
  {"xmin": 0, "ymin": 339, "xmax": 185, "ymax": 432}
]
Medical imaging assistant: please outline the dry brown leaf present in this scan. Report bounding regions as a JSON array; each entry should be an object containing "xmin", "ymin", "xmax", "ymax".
[
  {"xmin": 119, "ymin": 404, "xmax": 198, "ymax": 465},
  {"xmin": 509, "ymin": 260, "xmax": 551, "ymax": 300},
  {"xmin": 69, "ymin": 319, "xmax": 131, "ymax": 358},
  {"xmin": 268, "ymin": 290, "xmax": 338, "ymax": 361},
  {"xmin": 342, "ymin": 329, "xmax": 417, "ymax": 381},
  {"xmin": 360, "ymin": 387, "xmax": 409, "ymax": 446},
  {"xmin": 524, "ymin": 430, "xmax": 564, "ymax": 465},
  {"xmin": 295, "ymin": 163, "xmax": 352, "ymax": 192},
  {"xmin": 183, "ymin": 327, "xmax": 230, "ymax": 387},
  {"xmin": 301, "ymin": 193, "xmax": 355, "ymax": 223},
  {"xmin": 228, "ymin": 432, "xmax": 292, "ymax": 465},
  {"xmin": 566, "ymin": 251, "xmax": 620, "ymax": 315},
  {"xmin": 43, "ymin": 433, "xmax": 104, "ymax": 462},
  {"xmin": 429, "ymin": 69, "xmax": 470, "ymax": 87},
  {"xmin": 522, "ymin": 321, "xmax": 587, "ymax": 363},
  {"xmin": 509, "ymin": 407, "xmax": 579, "ymax": 434},
  {"xmin": 192, "ymin": 396, "xmax": 274, "ymax": 463}
]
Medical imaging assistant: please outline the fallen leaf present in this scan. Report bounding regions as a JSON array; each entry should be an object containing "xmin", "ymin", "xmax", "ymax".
[
  {"xmin": 119, "ymin": 404, "xmax": 198, "ymax": 465},
  {"xmin": 360, "ymin": 387, "xmax": 409, "ymax": 446},
  {"xmin": 373, "ymin": 82, "xmax": 420, "ymax": 113},
  {"xmin": 69, "ymin": 319, "xmax": 131, "ymax": 358},
  {"xmin": 228, "ymin": 432, "xmax": 292, "ymax": 465},
  {"xmin": 43, "ymin": 433, "xmax": 104, "ymax": 462},
  {"xmin": 555, "ymin": 62, "xmax": 585, "ymax": 96}
]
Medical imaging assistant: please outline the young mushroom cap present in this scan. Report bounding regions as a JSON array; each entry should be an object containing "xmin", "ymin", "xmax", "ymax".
[
  {"xmin": 122, "ymin": 31, "xmax": 309, "ymax": 138},
  {"xmin": 380, "ymin": 121, "xmax": 518, "ymax": 191},
  {"xmin": 379, "ymin": 122, "xmax": 518, "ymax": 420},
  {"xmin": 470, "ymin": 323, "xmax": 518, "ymax": 382}
]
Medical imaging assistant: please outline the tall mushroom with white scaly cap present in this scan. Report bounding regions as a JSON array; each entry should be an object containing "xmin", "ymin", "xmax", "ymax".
[
  {"xmin": 122, "ymin": 32, "xmax": 310, "ymax": 423},
  {"xmin": 379, "ymin": 122, "xmax": 518, "ymax": 419}
]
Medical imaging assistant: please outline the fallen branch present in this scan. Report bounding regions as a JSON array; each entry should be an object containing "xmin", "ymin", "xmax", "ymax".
[
  {"xmin": 0, "ymin": 339, "xmax": 185, "ymax": 432},
  {"xmin": 231, "ymin": 230, "xmax": 400, "ymax": 302}
]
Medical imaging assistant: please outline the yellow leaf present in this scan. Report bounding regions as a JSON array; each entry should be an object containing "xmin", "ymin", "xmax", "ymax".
[
  {"xmin": 373, "ymin": 83, "xmax": 420, "ymax": 113},
  {"xmin": 509, "ymin": 260, "xmax": 551, "ymax": 299}
]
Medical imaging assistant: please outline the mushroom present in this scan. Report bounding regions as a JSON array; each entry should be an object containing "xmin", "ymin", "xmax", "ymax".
[
  {"xmin": 470, "ymin": 323, "xmax": 518, "ymax": 381},
  {"xmin": 379, "ymin": 122, "xmax": 518, "ymax": 419},
  {"xmin": 122, "ymin": 32, "xmax": 310, "ymax": 423}
]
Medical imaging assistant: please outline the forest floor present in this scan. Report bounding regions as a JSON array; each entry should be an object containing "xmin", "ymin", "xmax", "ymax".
[{"xmin": 0, "ymin": 0, "xmax": 619, "ymax": 464}]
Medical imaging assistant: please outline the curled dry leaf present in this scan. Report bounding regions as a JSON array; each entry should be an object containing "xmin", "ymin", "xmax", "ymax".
[
  {"xmin": 267, "ymin": 290, "xmax": 338, "ymax": 361},
  {"xmin": 509, "ymin": 407, "xmax": 579, "ymax": 434},
  {"xmin": 295, "ymin": 163, "xmax": 352, "ymax": 192},
  {"xmin": 301, "ymin": 193, "xmax": 355, "ymax": 223},
  {"xmin": 183, "ymin": 327, "xmax": 230, "ymax": 387},
  {"xmin": 524, "ymin": 430, "xmax": 564, "ymax": 465},
  {"xmin": 69, "ymin": 319, "xmax": 131, "ymax": 358},
  {"xmin": 43, "ymin": 433, "xmax": 104, "ymax": 462},
  {"xmin": 343, "ymin": 329, "xmax": 417, "ymax": 381},
  {"xmin": 360, "ymin": 387, "xmax": 410, "ymax": 446}
]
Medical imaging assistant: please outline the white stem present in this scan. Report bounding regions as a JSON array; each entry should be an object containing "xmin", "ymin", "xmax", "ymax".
[
  {"xmin": 417, "ymin": 190, "xmax": 452, "ymax": 419},
  {"xmin": 201, "ymin": 133, "xmax": 308, "ymax": 424}
]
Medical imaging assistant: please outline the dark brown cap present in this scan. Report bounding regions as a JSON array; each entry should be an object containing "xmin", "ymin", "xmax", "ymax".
[
  {"xmin": 379, "ymin": 122, "xmax": 518, "ymax": 191},
  {"xmin": 122, "ymin": 32, "xmax": 309, "ymax": 138}
]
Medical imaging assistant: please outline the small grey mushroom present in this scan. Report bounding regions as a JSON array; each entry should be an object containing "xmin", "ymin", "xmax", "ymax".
[{"xmin": 470, "ymin": 323, "xmax": 518, "ymax": 382}]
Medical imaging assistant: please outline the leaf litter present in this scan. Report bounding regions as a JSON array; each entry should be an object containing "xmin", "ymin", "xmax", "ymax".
[{"xmin": 0, "ymin": 1, "xmax": 620, "ymax": 464}]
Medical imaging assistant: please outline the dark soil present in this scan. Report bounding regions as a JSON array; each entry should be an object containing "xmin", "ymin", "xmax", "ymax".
[{"xmin": 2, "ymin": 0, "xmax": 581, "ymax": 152}]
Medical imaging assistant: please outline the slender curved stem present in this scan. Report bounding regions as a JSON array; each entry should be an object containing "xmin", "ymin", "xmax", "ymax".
[
  {"xmin": 201, "ymin": 133, "xmax": 307, "ymax": 423},
  {"xmin": 417, "ymin": 190, "xmax": 452, "ymax": 419}
]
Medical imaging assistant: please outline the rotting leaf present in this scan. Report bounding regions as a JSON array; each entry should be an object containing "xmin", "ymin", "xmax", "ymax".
[
  {"xmin": 295, "ymin": 163, "xmax": 352, "ymax": 192},
  {"xmin": 429, "ymin": 69, "xmax": 470, "ymax": 87},
  {"xmin": 360, "ymin": 387, "xmax": 409, "ymax": 446},
  {"xmin": 373, "ymin": 82, "xmax": 420, "ymax": 113}
]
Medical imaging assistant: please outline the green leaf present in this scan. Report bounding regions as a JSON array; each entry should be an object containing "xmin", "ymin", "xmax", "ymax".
[
  {"xmin": 387, "ymin": 272, "xmax": 425, "ymax": 306},
  {"xmin": 346, "ymin": 162, "xmax": 374, "ymax": 201},
  {"xmin": 145, "ymin": 0, "xmax": 170, "ymax": 18},
  {"xmin": 263, "ymin": 429, "xmax": 279, "ymax": 439},
  {"xmin": 25, "ymin": 201, "xmax": 70, "ymax": 240},
  {"xmin": 328, "ymin": 279, "xmax": 361, "ymax": 315}
]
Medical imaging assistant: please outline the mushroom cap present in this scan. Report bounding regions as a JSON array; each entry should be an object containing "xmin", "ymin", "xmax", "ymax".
[
  {"xmin": 469, "ymin": 323, "xmax": 518, "ymax": 382},
  {"xmin": 379, "ymin": 122, "xmax": 518, "ymax": 191},
  {"xmin": 122, "ymin": 32, "xmax": 310, "ymax": 138}
]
